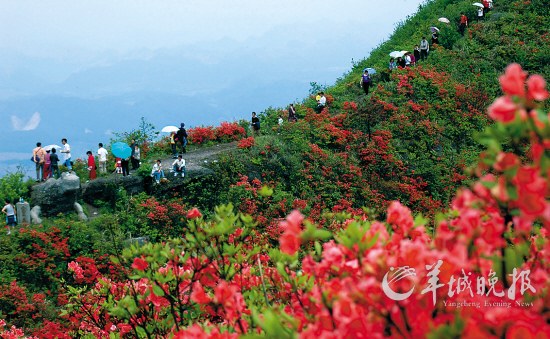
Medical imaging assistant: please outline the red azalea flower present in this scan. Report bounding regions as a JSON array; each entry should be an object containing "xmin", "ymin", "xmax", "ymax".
[
  {"xmin": 279, "ymin": 210, "xmax": 304, "ymax": 255},
  {"xmin": 494, "ymin": 152, "xmax": 520, "ymax": 171},
  {"xmin": 131, "ymin": 257, "xmax": 148, "ymax": 271},
  {"xmin": 190, "ymin": 282, "xmax": 211, "ymax": 304},
  {"xmin": 499, "ymin": 63, "xmax": 527, "ymax": 97},
  {"xmin": 526, "ymin": 74, "xmax": 549, "ymax": 101},
  {"xmin": 488, "ymin": 96, "xmax": 518, "ymax": 123},
  {"xmin": 187, "ymin": 207, "xmax": 202, "ymax": 219}
]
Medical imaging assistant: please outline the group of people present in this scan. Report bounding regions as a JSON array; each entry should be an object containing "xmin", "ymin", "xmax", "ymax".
[
  {"xmin": 388, "ymin": 36, "xmax": 431, "ymax": 72},
  {"xmin": 113, "ymin": 140, "xmax": 141, "ymax": 178},
  {"xmin": 150, "ymin": 155, "xmax": 187, "ymax": 184},
  {"xmin": 31, "ymin": 138, "xmax": 72, "ymax": 182},
  {"xmin": 169, "ymin": 123, "xmax": 188, "ymax": 159},
  {"xmin": 30, "ymin": 138, "xmax": 144, "ymax": 182}
]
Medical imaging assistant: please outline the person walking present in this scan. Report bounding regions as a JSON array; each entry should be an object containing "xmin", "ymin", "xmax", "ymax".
[
  {"xmin": 360, "ymin": 69, "xmax": 372, "ymax": 95},
  {"xmin": 32, "ymin": 142, "xmax": 46, "ymax": 182},
  {"xmin": 86, "ymin": 151, "xmax": 97, "ymax": 180},
  {"xmin": 60, "ymin": 138, "xmax": 72, "ymax": 171},
  {"xmin": 288, "ymin": 104, "xmax": 297, "ymax": 122},
  {"xmin": 176, "ymin": 123, "xmax": 188, "ymax": 154},
  {"xmin": 97, "ymin": 143, "xmax": 108, "ymax": 174},
  {"xmin": 50, "ymin": 148, "xmax": 60, "ymax": 179},
  {"xmin": 414, "ymin": 45, "xmax": 421, "ymax": 62},
  {"xmin": 459, "ymin": 13, "xmax": 468, "ymax": 36},
  {"xmin": 251, "ymin": 112, "xmax": 261, "ymax": 135},
  {"xmin": 419, "ymin": 37, "xmax": 429, "ymax": 61},
  {"xmin": 151, "ymin": 159, "xmax": 165, "ymax": 184},
  {"xmin": 172, "ymin": 154, "xmax": 186, "ymax": 177},
  {"xmin": 2, "ymin": 199, "xmax": 16, "ymax": 235}
]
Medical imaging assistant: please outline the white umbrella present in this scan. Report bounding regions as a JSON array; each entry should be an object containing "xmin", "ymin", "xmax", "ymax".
[
  {"xmin": 430, "ymin": 26, "xmax": 440, "ymax": 32},
  {"xmin": 161, "ymin": 125, "xmax": 179, "ymax": 133},
  {"xmin": 438, "ymin": 17, "xmax": 450, "ymax": 24},
  {"xmin": 364, "ymin": 67, "xmax": 377, "ymax": 75},
  {"xmin": 390, "ymin": 51, "xmax": 404, "ymax": 58},
  {"xmin": 401, "ymin": 50, "xmax": 409, "ymax": 55},
  {"xmin": 43, "ymin": 144, "xmax": 61, "ymax": 151},
  {"xmin": 473, "ymin": 2, "xmax": 484, "ymax": 7}
]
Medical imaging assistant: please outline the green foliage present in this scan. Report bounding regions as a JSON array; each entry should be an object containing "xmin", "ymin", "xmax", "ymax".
[{"xmin": 0, "ymin": 170, "xmax": 31, "ymax": 202}]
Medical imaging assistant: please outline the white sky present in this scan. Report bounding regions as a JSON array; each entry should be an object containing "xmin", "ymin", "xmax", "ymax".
[{"xmin": 0, "ymin": 0, "xmax": 424, "ymax": 59}]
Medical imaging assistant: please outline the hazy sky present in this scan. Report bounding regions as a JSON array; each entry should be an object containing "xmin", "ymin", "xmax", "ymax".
[
  {"xmin": 0, "ymin": 0, "xmax": 425, "ymax": 175},
  {"xmin": 1, "ymin": 0, "xmax": 423, "ymax": 60}
]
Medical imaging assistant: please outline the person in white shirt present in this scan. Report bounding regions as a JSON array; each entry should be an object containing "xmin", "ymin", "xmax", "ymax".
[
  {"xmin": 151, "ymin": 159, "xmax": 165, "ymax": 183},
  {"xmin": 97, "ymin": 143, "xmax": 108, "ymax": 174},
  {"xmin": 60, "ymin": 138, "xmax": 72, "ymax": 171},
  {"xmin": 172, "ymin": 155, "xmax": 186, "ymax": 177},
  {"xmin": 317, "ymin": 92, "xmax": 327, "ymax": 113}
]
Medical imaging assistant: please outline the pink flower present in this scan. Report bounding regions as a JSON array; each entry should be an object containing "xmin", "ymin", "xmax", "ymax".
[
  {"xmin": 68, "ymin": 261, "xmax": 84, "ymax": 279},
  {"xmin": 526, "ymin": 74, "xmax": 549, "ymax": 101},
  {"xmin": 499, "ymin": 63, "xmax": 527, "ymax": 97},
  {"xmin": 488, "ymin": 96, "xmax": 518, "ymax": 123},
  {"xmin": 131, "ymin": 257, "xmax": 148, "ymax": 271},
  {"xmin": 186, "ymin": 208, "xmax": 202, "ymax": 219},
  {"xmin": 493, "ymin": 152, "xmax": 520, "ymax": 171}
]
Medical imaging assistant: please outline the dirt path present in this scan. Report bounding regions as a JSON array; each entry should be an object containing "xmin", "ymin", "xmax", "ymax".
[{"xmin": 159, "ymin": 141, "xmax": 238, "ymax": 174}]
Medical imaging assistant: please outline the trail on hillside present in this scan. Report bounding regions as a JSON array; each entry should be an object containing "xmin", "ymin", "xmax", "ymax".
[{"xmin": 158, "ymin": 141, "xmax": 238, "ymax": 174}]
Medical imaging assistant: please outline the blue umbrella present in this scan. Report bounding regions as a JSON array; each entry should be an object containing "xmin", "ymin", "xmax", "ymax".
[{"xmin": 111, "ymin": 142, "xmax": 132, "ymax": 159}]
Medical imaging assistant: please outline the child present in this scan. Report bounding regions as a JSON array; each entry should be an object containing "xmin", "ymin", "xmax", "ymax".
[{"xmin": 115, "ymin": 157, "xmax": 122, "ymax": 174}]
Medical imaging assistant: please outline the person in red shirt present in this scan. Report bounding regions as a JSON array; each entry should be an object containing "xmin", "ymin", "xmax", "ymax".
[
  {"xmin": 87, "ymin": 151, "xmax": 97, "ymax": 180},
  {"xmin": 483, "ymin": 0, "xmax": 490, "ymax": 14},
  {"xmin": 459, "ymin": 13, "xmax": 468, "ymax": 36}
]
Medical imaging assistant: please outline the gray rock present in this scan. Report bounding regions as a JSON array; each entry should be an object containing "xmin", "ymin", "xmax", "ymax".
[
  {"xmin": 30, "ymin": 172, "xmax": 81, "ymax": 216},
  {"xmin": 74, "ymin": 202, "xmax": 88, "ymax": 221},
  {"xmin": 30, "ymin": 205, "xmax": 42, "ymax": 224},
  {"xmin": 81, "ymin": 175, "xmax": 145, "ymax": 206}
]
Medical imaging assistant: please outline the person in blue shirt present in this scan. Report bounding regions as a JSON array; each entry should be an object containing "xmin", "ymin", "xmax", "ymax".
[{"xmin": 360, "ymin": 69, "xmax": 372, "ymax": 95}]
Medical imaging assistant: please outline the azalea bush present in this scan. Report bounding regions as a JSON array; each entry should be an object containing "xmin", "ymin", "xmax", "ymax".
[{"xmin": 2, "ymin": 63, "xmax": 545, "ymax": 338}]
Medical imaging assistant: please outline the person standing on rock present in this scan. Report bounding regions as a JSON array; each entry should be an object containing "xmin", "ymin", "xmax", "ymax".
[
  {"xmin": 97, "ymin": 143, "xmax": 108, "ymax": 174},
  {"xmin": 43, "ymin": 150, "xmax": 51, "ymax": 179},
  {"xmin": 177, "ymin": 123, "xmax": 188, "ymax": 154},
  {"xmin": 133, "ymin": 144, "xmax": 141, "ymax": 169},
  {"xmin": 172, "ymin": 154, "xmax": 186, "ymax": 177},
  {"xmin": 86, "ymin": 151, "xmax": 97, "ymax": 180},
  {"xmin": 32, "ymin": 142, "xmax": 46, "ymax": 182},
  {"xmin": 50, "ymin": 148, "xmax": 60, "ymax": 179},
  {"xmin": 2, "ymin": 199, "xmax": 17, "ymax": 235},
  {"xmin": 170, "ymin": 132, "xmax": 178, "ymax": 158},
  {"xmin": 130, "ymin": 139, "xmax": 140, "ymax": 170},
  {"xmin": 60, "ymin": 138, "xmax": 72, "ymax": 172},
  {"xmin": 121, "ymin": 157, "xmax": 130, "ymax": 177}
]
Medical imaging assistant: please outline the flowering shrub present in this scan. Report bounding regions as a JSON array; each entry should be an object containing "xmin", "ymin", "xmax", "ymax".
[
  {"xmin": 37, "ymin": 65, "xmax": 546, "ymax": 338},
  {"xmin": 237, "ymin": 137, "xmax": 255, "ymax": 149},
  {"xmin": 188, "ymin": 126, "xmax": 216, "ymax": 145},
  {"xmin": 215, "ymin": 122, "xmax": 246, "ymax": 142}
]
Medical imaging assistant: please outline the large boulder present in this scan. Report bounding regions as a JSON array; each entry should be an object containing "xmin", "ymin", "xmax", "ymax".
[
  {"xmin": 81, "ymin": 174, "xmax": 145, "ymax": 206},
  {"xmin": 31, "ymin": 172, "xmax": 81, "ymax": 216}
]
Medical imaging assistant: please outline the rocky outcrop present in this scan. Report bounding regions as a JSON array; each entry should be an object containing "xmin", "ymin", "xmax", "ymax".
[
  {"xmin": 30, "ymin": 172, "xmax": 81, "ymax": 216},
  {"xmin": 81, "ymin": 174, "xmax": 145, "ymax": 206}
]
